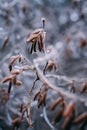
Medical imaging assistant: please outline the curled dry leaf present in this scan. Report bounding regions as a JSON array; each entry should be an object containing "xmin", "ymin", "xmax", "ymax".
[
  {"xmin": 27, "ymin": 33, "xmax": 39, "ymax": 43},
  {"xmin": 2, "ymin": 35, "xmax": 9, "ymax": 49},
  {"xmin": 38, "ymin": 90, "xmax": 47, "ymax": 108},
  {"xmin": 11, "ymin": 75, "xmax": 17, "ymax": 85},
  {"xmin": 73, "ymin": 112, "xmax": 87, "ymax": 123},
  {"xmin": 9, "ymin": 56, "xmax": 19, "ymax": 66},
  {"xmin": 12, "ymin": 117, "xmax": 22, "ymax": 125},
  {"xmin": 62, "ymin": 106, "xmax": 75, "ymax": 130},
  {"xmin": 80, "ymin": 82, "xmax": 87, "ymax": 93},
  {"xmin": 10, "ymin": 69, "xmax": 21, "ymax": 75},
  {"xmin": 38, "ymin": 31, "xmax": 44, "ymax": 52},
  {"xmin": 1, "ymin": 75, "xmax": 13, "ymax": 83},
  {"xmin": 27, "ymin": 29, "xmax": 43, "ymax": 42},
  {"xmin": 50, "ymin": 97, "xmax": 63, "ymax": 110},
  {"xmin": 8, "ymin": 55, "xmax": 22, "ymax": 71},
  {"xmin": 62, "ymin": 115, "xmax": 72, "ymax": 130},
  {"xmin": 52, "ymin": 107, "xmax": 64, "ymax": 124},
  {"xmin": 43, "ymin": 60, "xmax": 57, "ymax": 74},
  {"xmin": 33, "ymin": 89, "xmax": 40, "ymax": 100},
  {"xmin": 63, "ymin": 101, "xmax": 75, "ymax": 117},
  {"xmin": 30, "ymin": 28, "xmax": 43, "ymax": 35},
  {"xmin": 27, "ymin": 28, "xmax": 45, "ymax": 53},
  {"xmin": 15, "ymin": 81, "xmax": 22, "ymax": 86}
]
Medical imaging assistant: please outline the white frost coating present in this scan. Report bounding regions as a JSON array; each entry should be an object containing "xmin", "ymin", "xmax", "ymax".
[
  {"xmin": 31, "ymin": 101, "xmax": 37, "ymax": 107},
  {"xmin": 43, "ymin": 107, "xmax": 57, "ymax": 130}
]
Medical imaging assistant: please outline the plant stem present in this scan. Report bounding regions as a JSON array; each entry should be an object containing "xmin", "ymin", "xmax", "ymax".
[{"xmin": 34, "ymin": 65, "xmax": 87, "ymax": 103}]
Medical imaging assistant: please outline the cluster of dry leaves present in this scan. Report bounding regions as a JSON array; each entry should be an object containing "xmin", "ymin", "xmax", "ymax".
[{"xmin": 0, "ymin": 18, "xmax": 87, "ymax": 130}]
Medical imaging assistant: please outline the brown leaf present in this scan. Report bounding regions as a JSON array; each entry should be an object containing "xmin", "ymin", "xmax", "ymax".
[
  {"xmin": 80, "ymin": 82, "xmax": 87, "ymax": 93},
  {"xmin": 43, "ymin": 60, "xmax": 57, "ymax": 74},
  {"xmin": 1, "ymin": 76, "xmax": 12, "ymax": 83},
  {"xmin": 38, "ymin": 91, "xmax": 47, "ymax": 108},
  {"xmin": 15, "ymin": 81, "xmax": 22, "ymax": 86},
  {"xmin": 38, "ymin": 37, "xmax": 42, "ymax": 52},
  {"xmin": 27, "ymin": 28, "xmax": 45, "ymax": 53},
  {"xmin": 11, "ymin": 75, "xmax": 17, "ymax": 85},
  {"xmin": 63, "ymin": 101, "xmax": 75, "ymax": 117},
  {"xmin": 8, "ymin": 55, "xmax": 20, "ymax": 70},
  {"xmin": 33, "ymin": 90, "xmax": 40, "ymax": 100},
  {"xmin": 12, "ymin": 117, "xmax": 22, "ymax": 124},
  {"xmin": 30, "ymin": 44, "xmax": 34, "ymax": 54},
  {"xmin": 33, "ymin": 40, "xmax": 37, "ymax": 52},
  {"xmin": 39, "ymin": 32, "xmax": 44, "ymax": 51},
  {"xmin": 52, "ymin": 107, "xmax": 64, "ymax": 124},
  {"xmin": 10, "ymin": 69, "xmax": 21, "ymax": 75},
  {"xmin": 27, "ymin": 33, "xmax": 39, "ymax": 42},
  {"xmin": 32, "ymin": 28, "xmax": 43, "ymax": 35},
  {"xmin": 62, "ymin": 116, "xmax": 72, "ymax": 130},
  {"xmin": 51, "ymin": 97, "xmax": 63, "ymax": 110},
  {"xmin": 2, "ymin": 35, "xmax": 9, "ymax": 49},
  {"xmin": 73, "ymin": 112, "xmax": 87, "ymax": 123}
]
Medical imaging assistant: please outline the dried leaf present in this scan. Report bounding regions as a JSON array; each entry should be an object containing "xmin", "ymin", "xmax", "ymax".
[
  {"xmin": 2, "ymin": 35, "xmax": 9, "ymax": 49},
  {"xmin": 10, "ymin": 69, "xmax": 21, "ymax": 75},
  {"xmin": 44, "ymin": 60, "xmax": 57, "ymax": 74},
  {"xmin": 27, "ymin": 28, "xmax": 45, "ymax": 53},
  {"xmin": 38, "ymin": 37, "xmax": 42, "ymax": 52},
  {"xmin": 73, "ymin": 112, "xmax": 87, "ymax": 123},
  {"xmin": 27, "ymin": 33, "xmax": 39, "ymax": 42},
  {"xmin": 52, "ymin": 107, "xmax": 64, "ymax": 124},
  {"xmin": 15, "ymin": 81, "xmax": 22, "ymax": 86},
  {"xmin": 62, "ymin": 116, "xmax": 72, "ymax": 130},
  {"xmin": 8, "ymin": 55, "xmax": 20, "ymax": 70},
  {"xmin": 80, "ymin": 82, "xmax": 87, "ymax": 93},
  {"xmin": 12, "ymin": 117, "xmax": 22, "ymax": 124},
  {"xmin": 11, "ymin": 75, "xmax": 17, "ymax": 85},
  {"xmin": 39, "ymin": 32, "xmax": 44, "ymax": 51},
  {"xmin": 51, "ymin": 97, "xmax": 63, "ymax": 110},
  {"xmin": 32, "ymin": 28, "xmax": 43, "ymax": 35},
  {"xmin": 1, "ymin": 76, "xmax": 12, "ymax": 83},
  {"xmin": 63, "ymin": 101, "xmax": 75, "ymax": 117},
  {"xmin": 30, "ymin": 44, "xmax": 34, "ymax": 54},
  {"xmin": 38, "ymin": 91, "xmax": 47, "ymax": 108},
  {"xmin": 33, "ymin": 90, "xmax": 40, "ymax": 100},
  {"xmin": 33, "ymin": 40, "xmax": 37, "ymax": 52}
]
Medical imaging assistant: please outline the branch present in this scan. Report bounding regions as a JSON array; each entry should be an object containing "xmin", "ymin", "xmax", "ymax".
[{"xmin": 34, "ymin": 65, "xmax": 87, "ymax": 103}]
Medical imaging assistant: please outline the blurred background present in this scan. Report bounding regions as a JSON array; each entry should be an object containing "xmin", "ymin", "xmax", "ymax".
[{"xmin": 0, "ymin": 0, "xmax": 87, "ymax": 130}]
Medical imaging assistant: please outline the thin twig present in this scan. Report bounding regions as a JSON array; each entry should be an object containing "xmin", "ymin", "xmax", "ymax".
[
  {"xmin": 34, "ymin": 65, "xmax": 87, "ymax": 103},
  {"xmin": 46, "ymin": 74, "xmax": 87, "ymax": 83}
]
